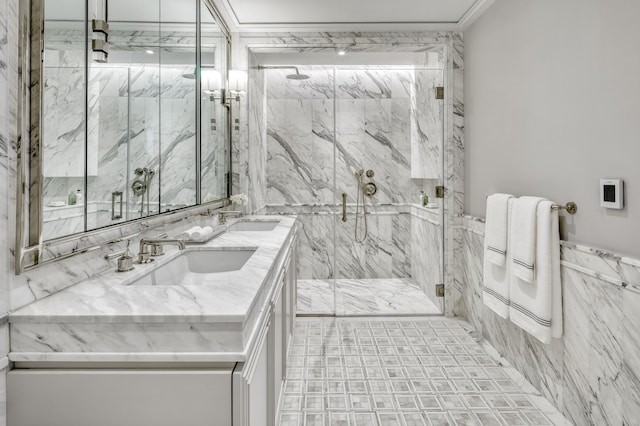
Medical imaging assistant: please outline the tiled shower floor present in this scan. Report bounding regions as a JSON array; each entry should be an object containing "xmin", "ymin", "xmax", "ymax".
[
  {"xmin": 279, "ymin": 317, "xmax": 571, "ymax": 426},
  {"xmin": 297, "ymin": 279, "xmax": 442, "ymax": 316}
]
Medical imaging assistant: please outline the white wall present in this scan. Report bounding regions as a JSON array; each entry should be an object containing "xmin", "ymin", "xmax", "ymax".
[{"xmin": 464, "ymin": 0, "xmax": 640, "ymax": 258}]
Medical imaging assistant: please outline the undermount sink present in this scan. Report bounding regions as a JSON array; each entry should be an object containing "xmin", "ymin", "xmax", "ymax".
[
  {"xmin": 228, "ymin": 220, "xmax": 280, "ymax": 232},
  {"xmin": 130, "ymin": 248, "xmax": 257, "ymax": 286}
]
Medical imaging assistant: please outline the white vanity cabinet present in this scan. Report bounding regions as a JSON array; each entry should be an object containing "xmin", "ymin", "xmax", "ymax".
[
  {"xmin": 233, "ymin": 237, "xmax": 296, "ymax": 426},
  {"xmin": 8, "ymin": 226, "xmax": 298, "ymax": 426}
]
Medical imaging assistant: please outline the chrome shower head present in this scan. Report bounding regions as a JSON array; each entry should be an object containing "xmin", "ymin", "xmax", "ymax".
[
  {"xmin": 286, "ymin": 71, "xmax": 310, "ymax": 80},
  {"xmin": 257, "ymin": 65, "xmax": 310, "ymax": 80}
]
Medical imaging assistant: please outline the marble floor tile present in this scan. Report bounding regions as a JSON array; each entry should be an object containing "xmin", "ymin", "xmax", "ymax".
[
  {"xmin": 278, "ymin": 316, "xmax": 572, "ymax": 426},
  {"xmin": 297, "ymin": 279, "xmax": 441, "ymax": 316}
]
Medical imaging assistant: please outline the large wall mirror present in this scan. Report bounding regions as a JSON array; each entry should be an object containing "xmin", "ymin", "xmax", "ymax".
[{"xmin": 17, "ymin": 0, "xmax": 230, "ymax": 270}]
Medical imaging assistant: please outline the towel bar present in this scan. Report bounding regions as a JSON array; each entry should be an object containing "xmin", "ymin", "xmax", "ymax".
[
  {"xmin": 551, "ymin": 201, "xmax": 577, "ymax": 215},
  {"xmin": 485, "ymin": 196, "xmax": 578, "ymax": 215}
]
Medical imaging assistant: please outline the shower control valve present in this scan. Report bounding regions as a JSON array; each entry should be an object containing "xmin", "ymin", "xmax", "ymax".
[
  {"xmin": 363, "ymin": 182, "xmax": 377, "ymax": 197},
  {"xmin": 366, "ymin": 169, "xmax": 374, "ymax": 178}
]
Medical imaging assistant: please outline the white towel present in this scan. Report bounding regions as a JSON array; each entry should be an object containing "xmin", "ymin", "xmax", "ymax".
[
  {"xmin": 192, "ymin": 226, "xmax": 214, "ymax": 241},
  {"xmin": 179, "ymin": 226, "xmax": 202, "ymax": 241},
  {"xmin": 483, "ymin": 197, "xmax": 515, "ymax": 318},
  {"xmin": 511, "ymin": 196, "xmax": 546, "ymax": 283},
  {"xmin": 509, "ymin": 200, "xmax": 563, "ymax": 344},
  {"xmin": 485, "ymin": 193, "xmax": 515, "ymax": 265}
]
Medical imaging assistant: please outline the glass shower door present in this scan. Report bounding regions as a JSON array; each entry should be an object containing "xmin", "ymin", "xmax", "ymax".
[{"xmin": 333, "ymin": 66, "xmax": 446, "ymax": 316}]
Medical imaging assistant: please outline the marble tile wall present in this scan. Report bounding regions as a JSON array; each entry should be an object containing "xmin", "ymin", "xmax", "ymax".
[
  {"xmin": 262, "ymin": 65, "xmax": 445, "ymax": 282},
  {"xmin": 457, "ymin": 215, "xmax": 640, "ymax": 425},
  {"xmin": 411, "ymin": 206, "xmax": 444, "ymax": 311},
  {"xmin": 0, "ymin": 0, "xmax": 17, "ymax": 423}
]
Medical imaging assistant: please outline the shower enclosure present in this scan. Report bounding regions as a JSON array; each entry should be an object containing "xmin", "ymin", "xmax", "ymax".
[{"xmin": 258, "ymin": 60, "xmax": 445, "ymax": 316}]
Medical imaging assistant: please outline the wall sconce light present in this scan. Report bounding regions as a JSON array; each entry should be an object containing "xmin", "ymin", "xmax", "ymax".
[
  {"xmin": 202, "ymin": 67, "xmax": 221, "ymax": 95},
  {"xmin": 92, "ymin": 0, "xmax": 109, "ymax": 63},
  {"xmin": 229, "ymin": 70, "xmax": 247, "ymax": 101}
]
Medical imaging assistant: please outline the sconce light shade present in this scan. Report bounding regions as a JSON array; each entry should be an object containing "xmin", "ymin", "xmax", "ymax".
[{"xmin": 229, "ymin": 70, "xmax": 248, "ymax": 94}]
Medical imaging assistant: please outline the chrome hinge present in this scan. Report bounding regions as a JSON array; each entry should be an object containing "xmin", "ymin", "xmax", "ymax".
[
  {"xmin": 435, "ymin": 86, "xmax": 444, "ymax": 100},
  {"xmin": 435, "ymin": 284, "xmax": 445, "ymax": 298},
  {"xmin": 435, "ymin": 186, "xmax": 445, "ymax": 199}
]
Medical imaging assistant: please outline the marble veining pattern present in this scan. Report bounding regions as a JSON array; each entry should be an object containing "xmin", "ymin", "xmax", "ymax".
[
  {"xmin": 457, "ymin": 215, "xmax": 640, "ymax": 425},
  {"xmin": 9, "ymin": 216, "xmax": 297, "ymax": 359},
  {"xmin": 297, "ymin": 279, "xmax": 441, "ymax": 316},
  {"xmin": 0, "ymin": 1, "xmax": 17, "ymax": 425},
  {"xmin": 279, "ymin": 317, "xmax": 570, "ymax": 426}
]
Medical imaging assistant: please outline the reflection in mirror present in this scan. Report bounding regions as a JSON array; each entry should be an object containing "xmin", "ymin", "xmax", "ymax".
[
  {"xmin": 41, "ymin": 0, "xmax": 87, "ymax": 240},
  {"xmin": 39, "ymin": 0, "xmax": 228, "ymax": 242},
  {"xmin": 200, "ymin": 1, "xmax": 229, "ymax": 203}
]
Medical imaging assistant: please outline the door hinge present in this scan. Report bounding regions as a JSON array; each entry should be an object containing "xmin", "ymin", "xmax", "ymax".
[
  {"xmin": 435, "ymin": 86, "xmax": 444, "ymax": 100},
  {"xmin": 436, "ymin": 284, "xmax": 445, "ymax": 298},
  {"xmin": 435, "ymin": 186, "xmax": 445, "ymax": 199}
]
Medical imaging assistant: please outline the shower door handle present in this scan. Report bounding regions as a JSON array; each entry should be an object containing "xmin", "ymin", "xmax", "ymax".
[
  {"xmin": 342, "ymin": 193, "xmax": 347, "ymax": 222},
  {"xmin": 112, "ymin": 191, "xmax": 123, "ymax": 220}
]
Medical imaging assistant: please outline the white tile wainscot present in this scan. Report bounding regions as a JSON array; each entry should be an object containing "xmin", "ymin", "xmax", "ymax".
[
  {"xmin": 456, "ymin": 215, "xmax": 640, "ymax": 426},
  {"xmin": 7, "ymin": 216, "xmax": 299, "ymax": 426}
]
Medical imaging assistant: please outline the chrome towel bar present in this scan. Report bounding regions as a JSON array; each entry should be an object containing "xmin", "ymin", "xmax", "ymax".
[{"xmin": 485, "ymin": 196, "xmax": 577, "ymax": 215}]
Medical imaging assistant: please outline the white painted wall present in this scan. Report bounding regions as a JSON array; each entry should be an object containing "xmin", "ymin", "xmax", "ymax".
[{"xmin": 464, "ymin": 0, "xmax": 640, "ymax": 258}]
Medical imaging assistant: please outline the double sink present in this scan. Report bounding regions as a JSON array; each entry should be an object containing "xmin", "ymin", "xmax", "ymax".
[{"xmin": 130, "ymin": 219, "xmax": 280, "ymax": 287}]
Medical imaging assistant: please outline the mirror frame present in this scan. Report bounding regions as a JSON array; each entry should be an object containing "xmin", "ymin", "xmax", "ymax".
[{"xmin": 15, "ymin": 0, "xmax": 233, "ymax": 273}]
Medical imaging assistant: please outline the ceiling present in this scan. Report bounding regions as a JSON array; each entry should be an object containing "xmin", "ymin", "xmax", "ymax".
[{"xmin": 212, "ymin": 0, "xmax": 494, "ymax": 32}]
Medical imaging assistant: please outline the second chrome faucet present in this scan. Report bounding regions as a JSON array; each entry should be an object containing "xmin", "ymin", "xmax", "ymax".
[{"xmin": 137, "ymin": 239, "xmax": 185, "ymax": 264}]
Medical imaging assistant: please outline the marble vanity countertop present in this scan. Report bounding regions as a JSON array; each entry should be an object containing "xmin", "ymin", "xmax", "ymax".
[
  {"xmin": 10, "ymin": 216, "xmax": 297, "ymax": 325},
  {"xmin": 9, "ymin": 215, "xmax": 298, "ymax": 361}
]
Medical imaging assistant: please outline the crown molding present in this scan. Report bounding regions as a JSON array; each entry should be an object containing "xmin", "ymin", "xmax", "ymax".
[{"xmin": 210, "ymin": 0, "xmax": 494, "ymax": 33}]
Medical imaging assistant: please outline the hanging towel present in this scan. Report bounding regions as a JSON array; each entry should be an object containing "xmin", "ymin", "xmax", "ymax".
[
  {"xmin": 483, "ymin": 197, "xmax": 516, "ymax": 318},
  {"xmin": 509, "ymin": 200, "xmax": 563, "ymax": 344},
  {"xmin": 511, "ymin": 196, "xmax": 546, "ymax": 283},
  {"xmin": 485, "ymin": 193, "xmax": 515, "ymax": 265}
]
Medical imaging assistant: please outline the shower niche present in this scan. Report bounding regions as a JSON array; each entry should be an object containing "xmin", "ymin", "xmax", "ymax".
[{"xmin": 33, "ymin": 0, "xmax": 230, "ymax": 242}]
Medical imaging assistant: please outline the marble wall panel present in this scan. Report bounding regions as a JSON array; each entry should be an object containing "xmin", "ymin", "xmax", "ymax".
[
  {"xmin": 410, "ymin": 207, "xmax": 443, "ymax": 310},
  {"xmin": 459, "ymin": 215, "xmax": 640, "ymax": 426},
  {"xmin": 0, "ymin": 1, "xmax": 16, "ymax": 424},
  {"xmin": 242, "ymin": 52, "xmax": 266, "ymax": 213},
  {"xmin": 411, "ymin": 70, "xmax": 443, "ymax": 180}
]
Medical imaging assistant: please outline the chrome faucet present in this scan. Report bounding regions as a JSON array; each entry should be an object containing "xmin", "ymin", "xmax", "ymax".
[
  {"xmin": 138, "ymin": 239, "xmax": 185, "ymax": 264},
  {"xmin": 219, "ymin": 210, "xmax": 243, "ymax": 224}
]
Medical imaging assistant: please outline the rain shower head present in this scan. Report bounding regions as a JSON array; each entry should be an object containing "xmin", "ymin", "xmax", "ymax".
[{"xmin": 257, "ymin": 65, "xmax": 311, "ymax": 80}]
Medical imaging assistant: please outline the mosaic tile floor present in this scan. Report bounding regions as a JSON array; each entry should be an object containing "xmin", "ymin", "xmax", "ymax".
[
  {"xmin": 297, "ymin": 279, "xmax": 442, "ymax": 316},
  {"xmin": 278, "ymin": 317, "xmax": 571, "ymax": 426}
]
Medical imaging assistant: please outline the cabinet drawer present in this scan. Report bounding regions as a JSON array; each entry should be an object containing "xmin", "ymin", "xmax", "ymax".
[{"xmin": 8, "ymin": 369, "xmax": 232, "ymax": 426}]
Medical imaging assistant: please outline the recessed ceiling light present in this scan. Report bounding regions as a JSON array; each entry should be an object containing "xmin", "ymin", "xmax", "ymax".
[
  {"xmin": 337, "ymin": 50, "xmax": 346, "ymax": 56},
  {"xmin": 145, "ymin": 50, "xmax": 154, "ymax": 55}
]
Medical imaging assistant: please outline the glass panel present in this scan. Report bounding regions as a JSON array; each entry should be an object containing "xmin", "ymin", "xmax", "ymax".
[
  {"xmin": 86, "ymin": 0, "xmax": 162, "ymax": 225},
  {"xmin": 41, "ymin": 0, "xmax": 87, "ymax": 240},
  {"xmin": 334, "ymin": 66, "xmax": 445, "ymax": 316},
  {"xmin": 262, "ymin": 65, "xmax": 337, "ymax": 315},
  {"xmin": 159, "ymin": 0, "xmax": 197, "ymax": 212},
  {"xmin": 200, "ymin": 2, "xmax": 228, "ymax": 203}
]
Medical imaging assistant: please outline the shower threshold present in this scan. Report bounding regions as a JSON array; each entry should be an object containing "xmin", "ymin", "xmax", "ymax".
[{"xmin": 297, "ymin": 278, "xmax": 442, "ymax": 317}]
